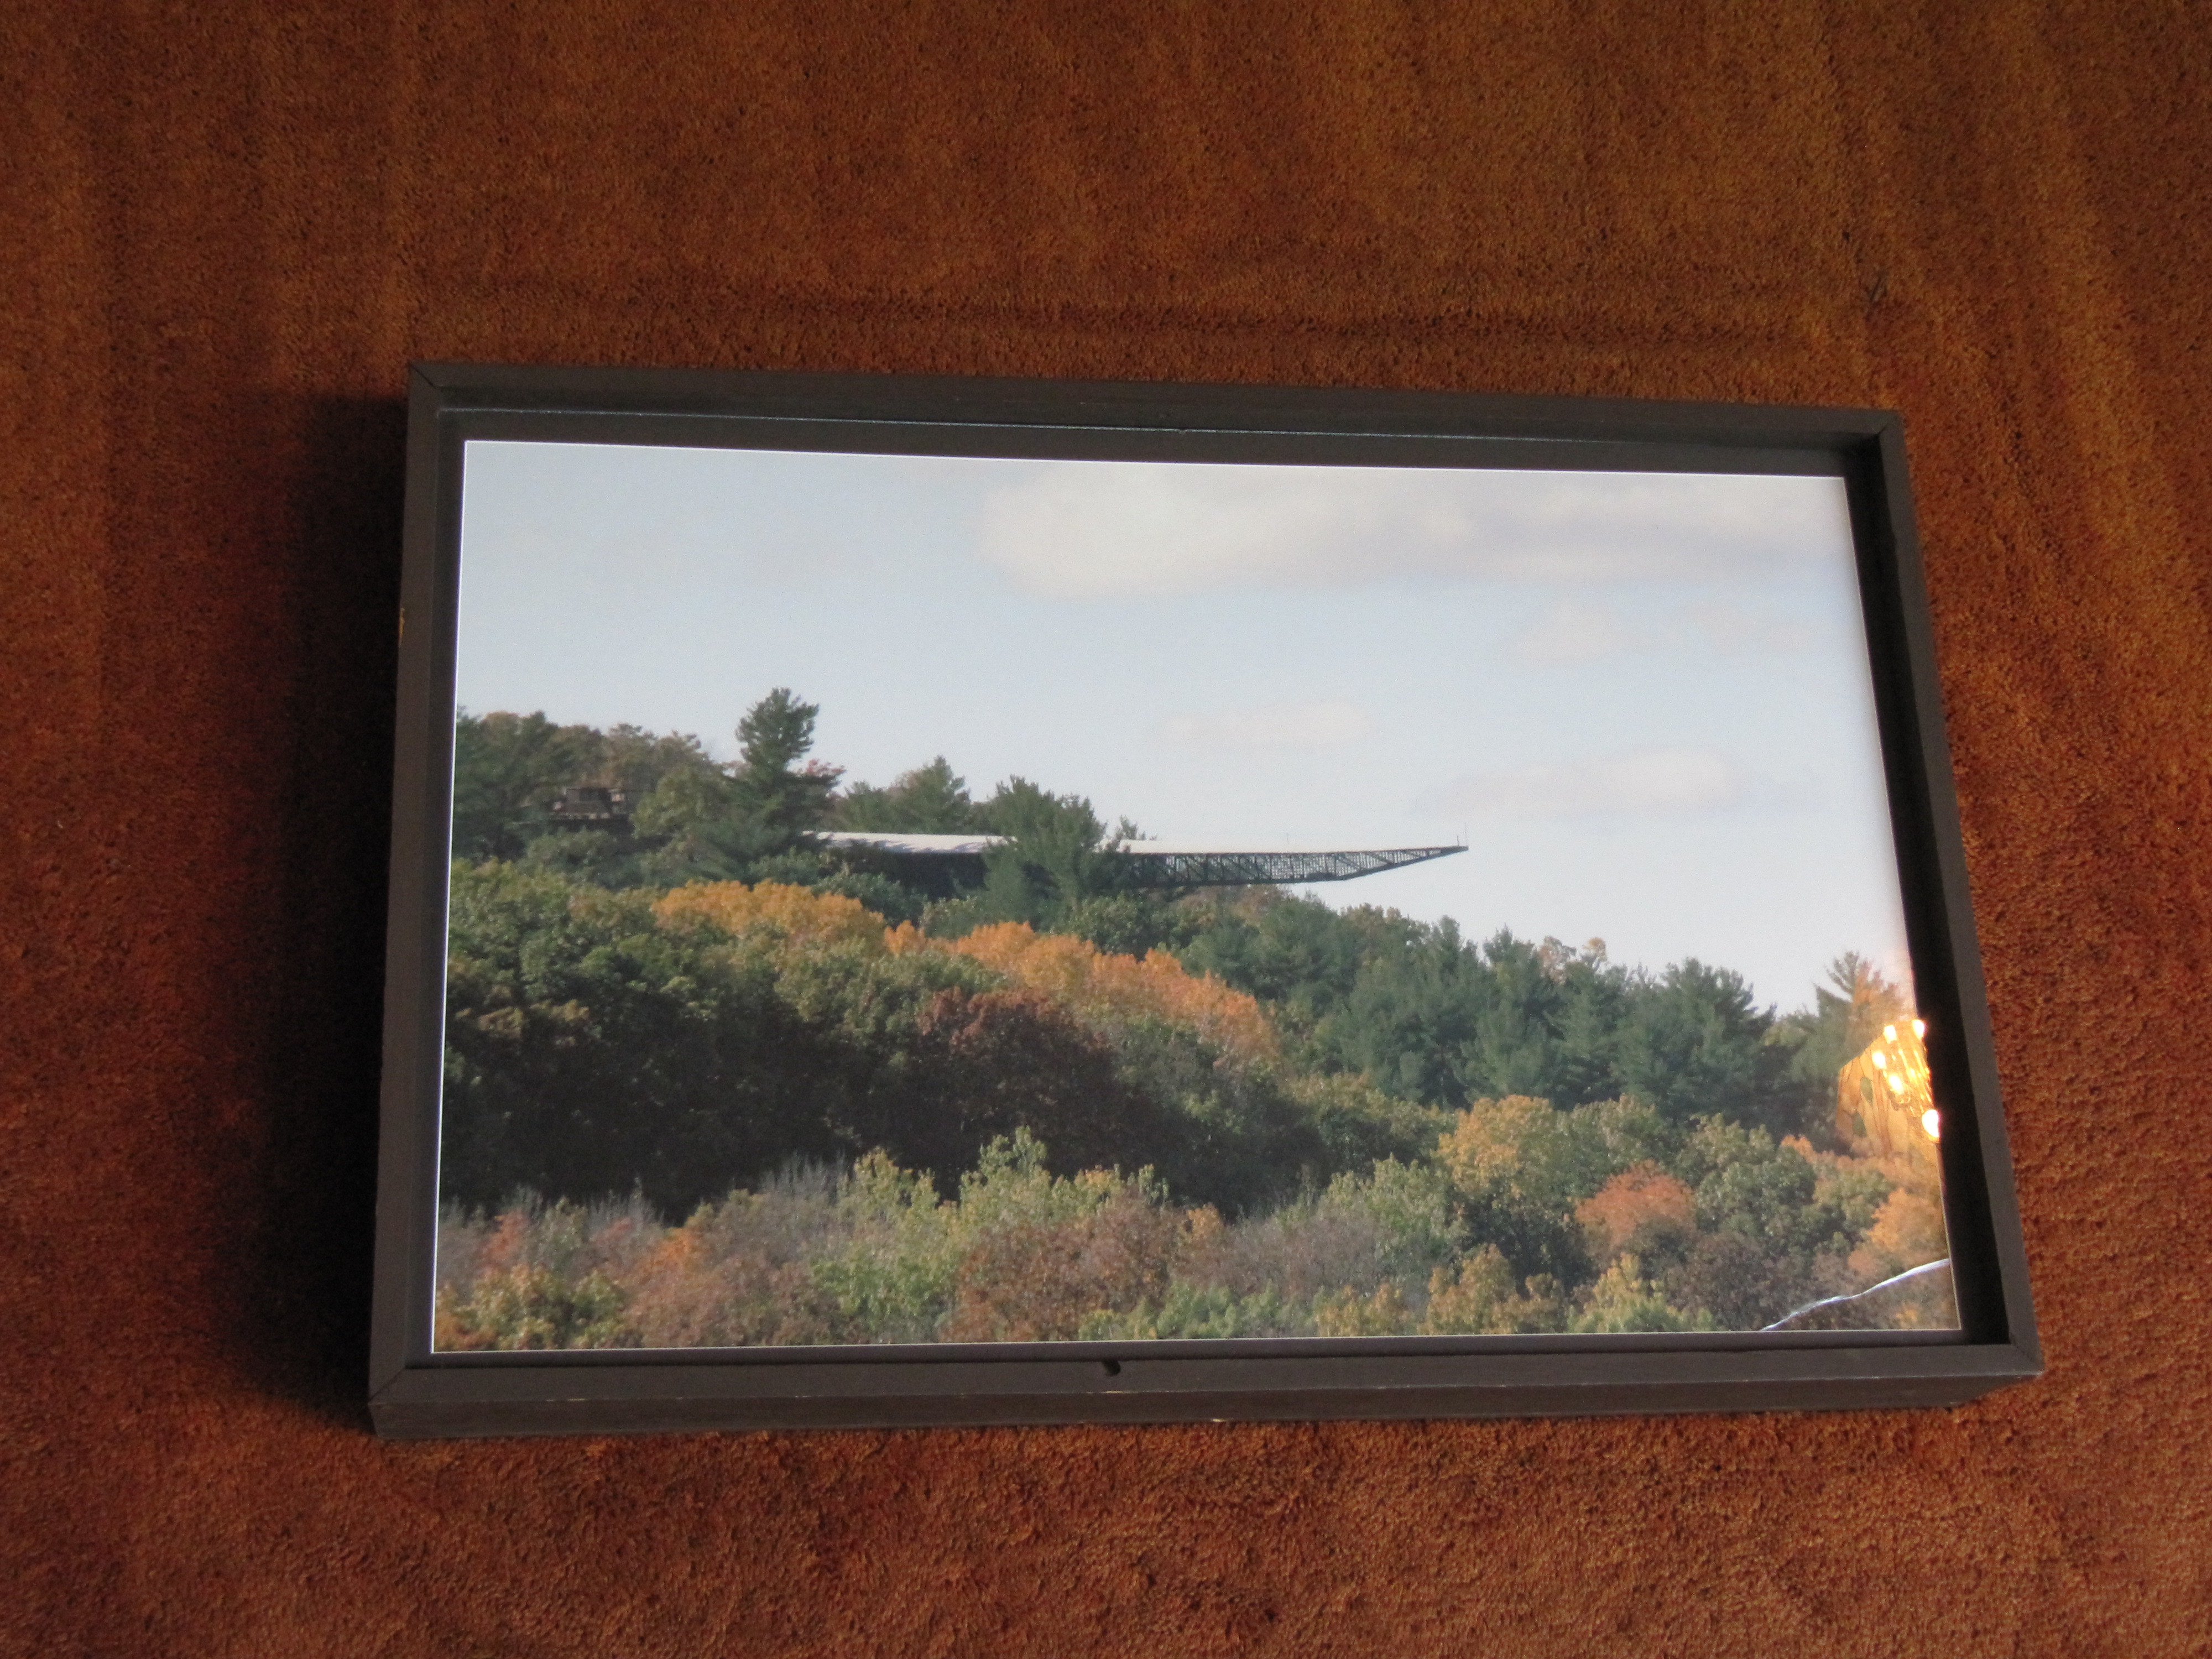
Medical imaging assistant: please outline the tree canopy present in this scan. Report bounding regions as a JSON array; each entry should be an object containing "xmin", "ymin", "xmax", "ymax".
[{"xmin": 435, "ymin": 691, "xmax": 1948, "ymax": 1345}]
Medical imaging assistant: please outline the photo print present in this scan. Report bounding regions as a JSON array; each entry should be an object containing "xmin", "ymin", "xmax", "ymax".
[{"xmin": 429, "ymin": 441, "xmax": 1955, "ymax": 1354}]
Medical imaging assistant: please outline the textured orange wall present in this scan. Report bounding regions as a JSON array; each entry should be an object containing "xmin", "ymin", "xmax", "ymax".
[{"xmin": 6, "ymin": 3, "xmax": 2210, "ymax": 1654}]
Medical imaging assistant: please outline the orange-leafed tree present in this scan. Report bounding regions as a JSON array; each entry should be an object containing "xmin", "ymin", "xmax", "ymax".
[
  {"xmin": 655, "ymin": 879, "xmax": 887, "ymax": 949},
  {"xmin": 1575, "ymin": 1162, "xmax": 1699, "ymax": 1265},
  {"xmin": 905, "ymin": 920, "xmax": 1277, "ymax": 1063}
]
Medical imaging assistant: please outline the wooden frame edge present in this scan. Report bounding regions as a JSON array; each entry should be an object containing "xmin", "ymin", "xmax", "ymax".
[{"xmin": 367, "ymin": 364, "xmax": 2041, "ymax": 1438}]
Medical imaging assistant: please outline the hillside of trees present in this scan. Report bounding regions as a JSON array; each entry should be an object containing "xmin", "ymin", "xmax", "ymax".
[{"xmin": 434, "ymin": 692, "xmax": 1954, "ymax": 1345}]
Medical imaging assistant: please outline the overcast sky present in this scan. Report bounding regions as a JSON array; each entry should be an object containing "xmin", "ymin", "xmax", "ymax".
[{"xmin": 454, "ymin": 440, "xmax": 1912, "ymax": 1012}]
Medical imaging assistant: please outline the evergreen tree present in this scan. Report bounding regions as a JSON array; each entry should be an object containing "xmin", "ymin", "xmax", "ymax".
[
  {"xmin": 836, "ymin": 756, "xmax": 983, "ymax": 832},
  {"xmin": 964, "ymin": 777, "xmax": 1109, "ymax": 927},
  {"xmin": 450, "ymin": 709, "xmax": 596, "ymax": 859},
  {"xmin": 730, "ymin": 687, "xmax": 843, "ymax": 837},
  {"xmin": 1614, "ymin": 960, "xmax": 1794, "ymax": 1131}
]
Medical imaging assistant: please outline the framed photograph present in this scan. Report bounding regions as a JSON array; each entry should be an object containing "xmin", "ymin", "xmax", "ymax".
[{"xmin": 369, "ymin": 364, "xmax": 2038, "ymax": 1438}]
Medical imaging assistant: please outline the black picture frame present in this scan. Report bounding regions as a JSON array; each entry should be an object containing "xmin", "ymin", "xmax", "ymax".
[{"xmin": 369, "ymin": 362, "xmax": 2039, "ymax": 1439}]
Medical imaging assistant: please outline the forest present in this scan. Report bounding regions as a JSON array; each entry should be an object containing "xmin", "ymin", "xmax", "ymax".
[{"xmin": 434, "ymin": 691, "xmax": 1954, "ymax": 1348}]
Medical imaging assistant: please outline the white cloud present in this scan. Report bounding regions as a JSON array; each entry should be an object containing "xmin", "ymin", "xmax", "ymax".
[
  {"xmin": 1161, "ymin": 699, "xmax": 1375, "ymax": 749},
  {"xmin": 1510, "ymin": 598, "xmax": 1642, "ymax": 664},
  {"xmin": 978, "ymin": 465, "xmax": 1851, "ymax": 598},
  {"xmin": 1509, "ymin": 598, "xmax": 1828, "ymax": 664},
  {"xmin": 1427, "ymin": 748, "xmax": 1759, "ymax": 820}
]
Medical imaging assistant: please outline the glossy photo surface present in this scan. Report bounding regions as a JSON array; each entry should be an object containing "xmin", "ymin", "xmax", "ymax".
[{"xmin": 429, "ymin": 441, "xmax": 1955, "ymax": 1352}]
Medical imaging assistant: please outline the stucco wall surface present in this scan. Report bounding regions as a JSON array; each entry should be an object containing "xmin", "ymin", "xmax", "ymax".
[{"xmin": 4, "ymin": 4, "xmax": 2209, "ymax": 1655}]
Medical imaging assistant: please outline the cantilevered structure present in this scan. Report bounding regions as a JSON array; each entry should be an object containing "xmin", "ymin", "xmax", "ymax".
[{"xmin": 813, "ymin": 831, "xmax": 1463, "ymax": 889}]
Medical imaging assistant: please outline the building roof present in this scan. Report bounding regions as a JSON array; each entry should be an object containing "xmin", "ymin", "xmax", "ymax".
[{"xmin": 812, "ymin": 831, "xmax": 1464, "ymax": 887}]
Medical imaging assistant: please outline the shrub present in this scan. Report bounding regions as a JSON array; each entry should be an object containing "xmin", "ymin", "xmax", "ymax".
[
  {"xmin": 1313, "ymin": 1281, "xmax": 1415, "ymax": 1337},
  {"xmin": 941, "ymin": 1185, "xmax": 1184, "ymax": 1342},
  {"xmin": 433, "ymin": 1197, "xmax": 656, "ymax": 1349},
  {"xmin": 800, "ymin": 1153, "xmax": 963, "ymax": 1344},
  {"xmin": 436, "ymin": 1264, "xmax": 632, "ymax": 1350},
  {"xmin": 1572, "ymin": 1254, "xmax": 1707, "ymax": 1333},
  {"xmin": 624, "ymin": 1166, "xmax": 862, "ymax": 1347},
  {"xmin": 1421, "ymin": 1246, "xmax": 1565, "ymax": 1334},
  {"xmin": 1078, "ymin": 1281, "xmax": 1301, "ymax": 1341}
]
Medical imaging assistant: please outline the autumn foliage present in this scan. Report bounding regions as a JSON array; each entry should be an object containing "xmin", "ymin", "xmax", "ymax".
[
  {"xmin": 655, "ymin": 879, "xmax": 887, "ymax": 947},
  {"xmin": 440, "ymin": 866, "xmax": 1956, "ymax": 1347},
  {"xmin": 904, "ymin": 920, "xmax": 1279, "ymax": 1064},
  {"xmin": 1577, "ymin": 1164, "xmax": 1699, "ymax": 1262},
  {"xmin": 436, "ymin": 1102, "xmax": 1954, "ymax": 1349}
]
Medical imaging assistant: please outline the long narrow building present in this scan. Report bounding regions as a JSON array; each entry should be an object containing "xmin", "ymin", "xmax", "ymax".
[{"xmin": 812, "ymin": 831, "xmax": 1463, "ymax": 888}]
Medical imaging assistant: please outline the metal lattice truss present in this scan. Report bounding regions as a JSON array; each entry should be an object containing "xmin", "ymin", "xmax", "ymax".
[
  {"xmin": 1108, "ymin": 845, "xmax": 1464, "ymax": 888},
  {"xmin": 814, "ymin": 832, "xmax": 1463, "ymax": 888}
]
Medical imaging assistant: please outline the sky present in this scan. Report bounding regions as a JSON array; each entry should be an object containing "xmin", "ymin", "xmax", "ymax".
[{"xmin": 453, "ymin": 440, "xmax": 1913, "ymax": 1013}]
